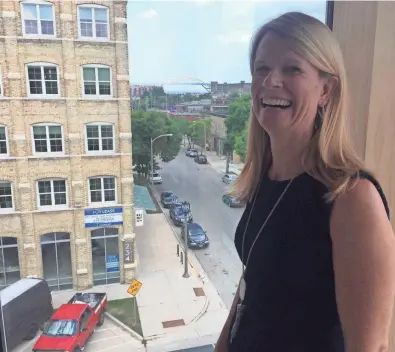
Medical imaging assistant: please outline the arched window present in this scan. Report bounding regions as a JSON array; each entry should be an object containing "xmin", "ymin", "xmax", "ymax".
[
  {"xmin": 20, "ymin": 0, "xmax": 56, "ymax": 37},
  {"xmin": 77, "ymin": 4, "xmax": 109, "ymax": 40},
  {"xmin": 26, "ymin": 62, "xmax": 60, "ymax": 97},
  {"xmin": 31, "ymin": 123, "xmax": 64, "ymax": 155},
  {"xmin": 85, "ymin": 122, "xmax": 115, "ymax": 153},
  {"xmin": 81, "ymin": 64, "xmax": 112, "ymax": 98}
]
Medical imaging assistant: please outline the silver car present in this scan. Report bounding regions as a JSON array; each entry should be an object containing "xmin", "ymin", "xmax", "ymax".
[{"xmin": 222, "ymin": 173, "xmax": 237, "ymax": 184}]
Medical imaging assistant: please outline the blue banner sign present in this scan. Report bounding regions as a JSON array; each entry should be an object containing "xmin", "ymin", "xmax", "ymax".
[
  {"xmin": 106, "ymin": 255, "xmax": 120, "ymax": 272},
  {"xmin": 84, "ymin": 207, "xmax": 123, "ymax": 228}
]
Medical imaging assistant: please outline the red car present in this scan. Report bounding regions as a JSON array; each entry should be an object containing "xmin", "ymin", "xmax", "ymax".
[{"xmin": 32, "ymin": 292, "xmax": 107, "ymax": 352}]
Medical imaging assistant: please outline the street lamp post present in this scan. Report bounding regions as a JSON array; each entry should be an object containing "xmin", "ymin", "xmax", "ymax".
[
  {"xmin": 181, "ymin": 201, "xmax": 191, "ymax": 278},
  {"xmin": 150, "ymin": 133, "xmax": 173, "ymax": 185}
]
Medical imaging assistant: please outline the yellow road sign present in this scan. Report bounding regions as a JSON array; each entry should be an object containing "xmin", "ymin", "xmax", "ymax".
[{"xmin": 127, "ymin": 279, "xmax": 143, "ymax": 296}]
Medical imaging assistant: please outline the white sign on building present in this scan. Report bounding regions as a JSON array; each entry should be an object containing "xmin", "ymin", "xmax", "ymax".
[{"xmin": 135, "ymin": 208, "xmax": 144, "ymax": 227}]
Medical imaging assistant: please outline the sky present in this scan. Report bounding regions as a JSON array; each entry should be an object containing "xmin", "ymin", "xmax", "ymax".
[{"xmin": 127, "ymin": 0, "xmax": 327, "ymax": 92}]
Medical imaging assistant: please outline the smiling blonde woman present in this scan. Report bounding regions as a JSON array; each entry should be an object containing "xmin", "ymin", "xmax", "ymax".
[{"xmin": 214, "ymin": 12, "xmax": 395, "ymax": 352}]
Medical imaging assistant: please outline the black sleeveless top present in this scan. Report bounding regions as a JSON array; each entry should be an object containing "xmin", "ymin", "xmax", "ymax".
[{"xmin": 229, "ymin": 171, "xmax": 389, "ymax": 352}]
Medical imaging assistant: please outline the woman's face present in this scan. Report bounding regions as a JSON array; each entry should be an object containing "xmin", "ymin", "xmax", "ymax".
[{"xmin": 252, "ymin": 32, "xmax": 334, "ymax": 136}]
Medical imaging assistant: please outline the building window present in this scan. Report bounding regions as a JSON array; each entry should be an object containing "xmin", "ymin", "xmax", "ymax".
[
  {"xmin": 82, "ymin": 65, "xmax": 111, "ymax": 97},
  {"xmin": 21, "ymin": 1, "xmax": 55, "ymax": 37},
  {"xmin": 0, "ymin": 126, "xmax": 8, "ymax": 156},
  {"xmin": 78, "ymin": 4, "xmax": 109, "ymax": 39},
  {"xmin": 86, "ymin": 123, "xmax": 114, "ymax": 153},
  {"xmin": 41, "ymin": 232, "xmax": 72, "ymax": 291},
  {"xmin": 32, "ymin": 124, "xmax": 63, "ymax": 154},
  {"xmin": 0, "ymin": 237, "xmax": 20, "ymax": 289},
  {"xmin": 89, "ymin": 177, "xmax": 116, "ymax": 204},
  {"xmin": 37, "ymin": 179, "xmax": 67, "ymax": 208},
  {"xmin": 26, "ymin": 63, "xmax": 59, "ymax": 97},
  {"xmin": 0, "ymin": 182, "xmax": 13, "ymax": 211}
]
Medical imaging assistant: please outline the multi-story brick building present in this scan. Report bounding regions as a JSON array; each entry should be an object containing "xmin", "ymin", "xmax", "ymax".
[{"xmin": 0, "ymin": 0, "xmax": 135, "ymax": 291}]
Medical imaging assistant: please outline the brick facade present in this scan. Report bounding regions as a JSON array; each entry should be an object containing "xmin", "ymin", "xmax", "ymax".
[{"xmin": 0, "ymin": 0, "xmax": 135, "ymax": 290}]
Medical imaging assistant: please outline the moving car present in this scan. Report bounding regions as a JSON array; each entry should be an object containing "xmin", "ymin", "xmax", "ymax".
[
  {"xmin": 194, "ymin": 155, "xmax": 208, "ymax": 164},
  {"xmin": 222, "ymin": 173, "xmax": 237, "ymax": 184},
  {"xmin": 170, "ymin": 201, "xmax": 193, "ymax": 226},
  {"xmin": 222, "ymin": 194, "xmax": 245, "ymax": 208},
  {"xmin": 32, "ymin": 292, "xmax": 107, "ymax": 352},
  {"xmin": 160, "ymin": 191, "xmax": 179, "ymax": 208},
  {"xmin": 181, "ymin": 223, "xmax": 210, "ymax": 249},
  {"xmin": 0, "ymin": 278, "xmax": 53, "ymax": 352},
  {"xmin": 150, "ymin": 172, "xmax": 163, "ymax": 184},
  {"xmin": 188, "ymin": 149, "xmax": 198, "ymax": 157}
]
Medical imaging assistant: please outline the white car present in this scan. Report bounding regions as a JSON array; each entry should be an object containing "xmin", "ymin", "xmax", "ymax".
[
  {"xmin": 150, "ymin": 172, "xmax": 163, "ymax": 184},
  {"xmin": 222, "ymin": 173, "xmax": 237, "ymax": 184}
]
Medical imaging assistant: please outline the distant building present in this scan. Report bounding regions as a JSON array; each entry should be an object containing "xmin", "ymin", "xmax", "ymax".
[
  {"xmin": 130, "ymin": 85, "xmax": 154, "ymax": 97},
  {"xmin": 210, "ymin": 80, "xmax": 251, "ymax": 95}
]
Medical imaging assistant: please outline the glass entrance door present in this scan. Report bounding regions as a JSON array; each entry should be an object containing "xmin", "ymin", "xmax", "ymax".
[{"xmin": 91, "ymin": 227, "xmax": 120, "ymax": 286}]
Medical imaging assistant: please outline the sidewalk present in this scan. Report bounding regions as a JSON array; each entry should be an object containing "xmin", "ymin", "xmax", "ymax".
[{"xmin": 135, "ymin": 212, "xmax": 228, "ymax": 351}]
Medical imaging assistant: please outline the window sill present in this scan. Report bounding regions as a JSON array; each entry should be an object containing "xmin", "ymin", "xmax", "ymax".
[
  {"xmin": 83, "ymin": 152, "xmax": 117, "ymax": 158},
  {"xmin": 76, "ymin": 37, "xmax": 111, "ymax": 43},
  {"xmin": 0, "ymin": 209, "xmax": 15, "ymax": 215},
  {"xmin": 25, "ymin": 96, "xmax": 63, "ymax": 100},
  {"xmin": 19, "ymin": 35, "xmax": 58, "ymax": 41},
  {"xmin": 29, "ymin": 154, "xmax": 69, "ymax": 160},
  {"xmin": 80, "ymin": 96, "xmax": 114, "ymax": 101},
  {"xmin": 86, "ymin": 203, "xmax": 118, "ymax": 208},
  {"xmin": 35, "ymin": 207, "xmax": 70, "ymax": 213},
  {"xmin": 0, "ymin": 156, "xmax": 15, "ymax": 160}
]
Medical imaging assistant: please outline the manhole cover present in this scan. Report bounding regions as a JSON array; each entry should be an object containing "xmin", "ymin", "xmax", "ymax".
[
  {"xmin": 193, "ymin": 287, "xmax": 206, "ymax": 297},
  {"xmin": 162, "ymin": 319, "xmax": 185, "ymax": 328}
]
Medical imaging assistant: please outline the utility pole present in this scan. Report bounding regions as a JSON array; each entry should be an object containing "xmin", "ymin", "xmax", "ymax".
[
  {"xmin": 203, "ymin": 121, "xmax": 206, "ymax": 154},
  {"xmin": 182, "ymin": 201, "xmax": 190, "ymax": 278}
]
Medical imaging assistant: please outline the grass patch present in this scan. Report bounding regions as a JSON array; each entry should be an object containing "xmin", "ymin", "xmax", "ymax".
[{"xmin": 107, "ymin": 298, "xmax": 144, "ymax": 337}]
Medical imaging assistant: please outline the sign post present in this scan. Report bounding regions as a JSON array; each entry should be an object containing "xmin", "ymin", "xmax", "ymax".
[{"xmin": 181, "ymin": 201, "xmax": 190, "ymax": 278}]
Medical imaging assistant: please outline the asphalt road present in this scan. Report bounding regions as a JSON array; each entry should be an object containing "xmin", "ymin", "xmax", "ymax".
[{"xmin": 153, "ymin": 151, "xmax": 244, "ymax": 309}]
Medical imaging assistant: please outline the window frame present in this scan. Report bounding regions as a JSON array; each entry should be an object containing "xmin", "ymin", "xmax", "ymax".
[
  {"xmin": 31, "ymin": 122, "xmax": 64, "ymax": 156},
  {"xmin": 77, "ymin": 4, "xmax": 110, "ymax": 40},
  {"xmin": 36, "ymin": 178, "xmax": 68, "ymax": 210},
  {"xmin": 85, "ymin": 122, "xmax": 115, "ymax": 154},
  {"xmin": 20, "ymin": 0, "xmax": 56, "ymax": 38},
  {"xmin": 88, "ymin": 176, "xmax": 117, "ymax": 205},
  {"xmin": 25, "ymin": 62, "xmax": 60, "ymax": 98},
  {"xmin": 0, "ymin": 181, "xmax": 14, "ymax": 213},
  {"xmin": 81, "ymin": 64, "xmax": 112, "ymax": 99},
  {"xmin": 0, "ymin": 125, "xmax": 9, "ymax": 158}
]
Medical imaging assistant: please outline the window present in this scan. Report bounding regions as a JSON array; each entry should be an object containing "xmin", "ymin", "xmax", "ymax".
[
  {"xmin": 89, "ymin": 177, "xmax": 116, "ymax": 204},
  {"xmin": 21, "ymin": 1, "xmax": 55, "ymax": 37},
  {"xmin": 32, "ymin": 124, "xmax": 63, "ymax": 154},
  {"xmin": 0, "ymin": 126, "xmax": 8, "ymax": 156},
  {"xmin": 82, "ymin": 65, "xmax": 111, "ymax": 97},
  {"xmin": 37, "ymin": 179, "xmax": 67, "ymax": 208},
  {"xmin": 26, "ymin": 63, "xmax": 59, "ymax": 97},
  {"xmin": 86, "ymin": 123, "xmax": 114, "ymax": 153},
  {"xmin": 78, "ymin": 5, "xmax": 109, "ymax": 39},
  {"xmin": 0, "ymin": 182, "xmax": 13, "ymax": 211},
  {"xmin": 0, "ymin": 237, "xmax": 20, "ymax": 289}
]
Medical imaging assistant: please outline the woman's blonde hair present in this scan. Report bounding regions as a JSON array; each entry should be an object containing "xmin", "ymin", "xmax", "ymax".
[{"xmin": 232, "ymin": 11, "xmax": 364, "ymax": 202}]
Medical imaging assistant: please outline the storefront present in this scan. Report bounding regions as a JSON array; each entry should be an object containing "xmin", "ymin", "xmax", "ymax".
[{"xmin": 0, "ymin": 237, "xmax": 20, "ymax": 290}]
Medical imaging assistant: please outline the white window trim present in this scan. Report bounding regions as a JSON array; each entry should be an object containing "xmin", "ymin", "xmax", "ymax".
[
  {"xmin": 20, "ymin": 0, "xmax": 56, "ymax": 38},
  {"xmin": 0, "ymin": 125, "xmax": 9, "ymax": 158},
  {"xmin": 88, "ymin": 176, "xmax": 117, "ymax": 205},
  {"xmin": 77, "ymin": 4, "xmax": 110, "ymax": 40},
  {"xmin": 81, "ymin": 64, "xmax": 112, "ymax": 99},
  {"xmin": 31, "ymin": 122, "xmax": 64, "ymax": 156},
  {"xmin": 0, "ymin": 181, "xmax": 14, "ymax": 213},
  {"xmin": 85, "ymin": 122, "xmax": 115, "ymax": 154},
  {"xmin": 25, "ymin": 62, "xmax": 60, "ymax": 98},
  {"xmin": 36, "ymin": 178, "xmax": 68, "ymax": 210}
]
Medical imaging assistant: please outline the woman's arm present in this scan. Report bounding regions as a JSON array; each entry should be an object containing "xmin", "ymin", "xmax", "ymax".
[
  {"xmin": 330, "ymin": 179, "xmax": 395, "ymax": 352},
  {"xmin": 214, "ymin": 284, "xmax": 240, "ymax": 352}
]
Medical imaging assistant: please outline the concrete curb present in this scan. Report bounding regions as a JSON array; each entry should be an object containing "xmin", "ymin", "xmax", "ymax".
[{"xmin": 105, "ymin": 312, "xmax": 145, "ymax": 342}]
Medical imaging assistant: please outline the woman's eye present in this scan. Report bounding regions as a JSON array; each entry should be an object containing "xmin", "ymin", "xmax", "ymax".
[{"xmin": 284, "ymin": 66, "xmax": 301, "ymax": 75}]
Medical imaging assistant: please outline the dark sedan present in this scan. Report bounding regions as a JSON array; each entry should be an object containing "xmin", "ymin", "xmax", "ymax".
[
  {"xmin": 160, "ymin": 191, "xmax": 179, "ymax": 208},
  {"xmin": 170, "ymin": 202, "xmax": 193, "ymax": 226},
  {"xmin": 181, "ymin": 223, "xmax": 210, "ymax": 249},
  {"xmin": 194, "ymin": 155, "xmax": 207, "ymax": 164},
  {"xmin": 222, "ymin": 194, "xmax": 245, "ymax": 208}
]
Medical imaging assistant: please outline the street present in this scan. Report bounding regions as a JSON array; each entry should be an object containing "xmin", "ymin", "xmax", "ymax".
[{"xmin": 153, "ymin": 151, "xmax": 243, "ymax": 308}]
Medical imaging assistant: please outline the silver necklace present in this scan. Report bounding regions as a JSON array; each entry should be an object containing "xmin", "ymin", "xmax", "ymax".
[{"xmin": 230, "ymin": 176, "xmax": 294, "ymax": 343}]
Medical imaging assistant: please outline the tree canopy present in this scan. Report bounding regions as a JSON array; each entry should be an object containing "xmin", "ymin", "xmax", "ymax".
[
  {"xmin": 224, "ymin": 94, "xmax": 251, "ymax": 162},
  {"xmin": 132, "ymin": 110, "xmax": 187, "ymax": 176},
  {"xmin": 187, "ymin": 119, "xmax": 212, "ymax": 152}
]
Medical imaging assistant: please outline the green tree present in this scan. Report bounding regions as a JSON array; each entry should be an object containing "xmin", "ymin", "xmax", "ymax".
[
  {"xmin": 234, "ymin": 126, "xmax": 248, "ymax": 162},
  {"xmin": 132, "ymin": 110, "xmax": 184, "ymax": 177},
  {"xmin": 188, "ymin": 119, "xmax": 212, "ymax": 153}
]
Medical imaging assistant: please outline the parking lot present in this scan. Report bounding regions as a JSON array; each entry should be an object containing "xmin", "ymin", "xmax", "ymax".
[{"xmin": 13, "ymin": 319, "xmax": 145, "ymax": 352}]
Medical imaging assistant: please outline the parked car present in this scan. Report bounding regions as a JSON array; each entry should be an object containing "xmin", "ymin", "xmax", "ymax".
[
  {"xmin": 181, "ymin": 223, "xmax": 210, "ymax": 249},
  {"xmin": 194, "ymin": 155, "xmax": 207, "ymax": 164},
  {"xmin": 188, "ymin": 149, "xmax": 198, "ymax": 157},
  {"xmin": 222, "ymin": 194, "xmax": 245, "ymax": 208},
  {"xmin": 222, "ymin": 173, "xmax": 237, "ymax": 184},
  {"xmin": 160, "ymin": 191, "xmax": 179, "ymax": 208},
  {"xmin": 32, "ymin": 292, "xmax": 107, "ymax": 352},
  {"xmin": 149, "ymin": 172, "xmax": 163, "ymax": 184},
  {"xmin": 185, "ymin": 147, "xmax": 192, "ymax": 156},
  {"xmin": 170, "ymin": 201, "xmax": 193, "ymax": 226},
  {"xmin": 0, "ymin": 278, "xmax": 53, "ymax": 352}
]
